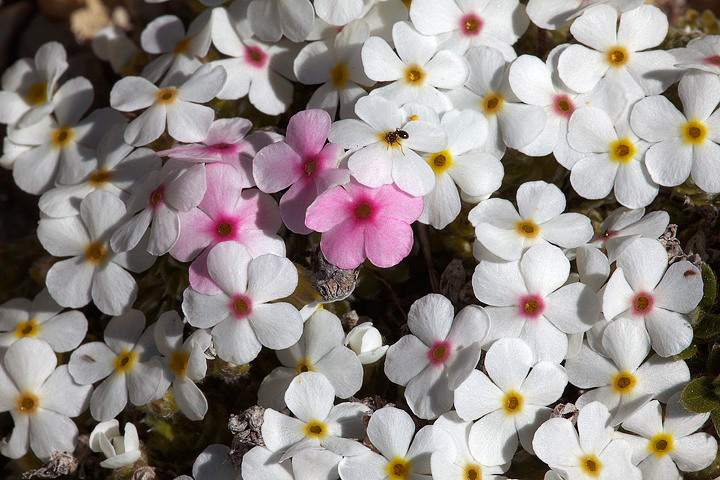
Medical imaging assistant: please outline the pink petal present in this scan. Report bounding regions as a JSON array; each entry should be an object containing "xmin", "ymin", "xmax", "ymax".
[{"xmin": 286, "ymin": 109, "xmax": 332, "ymax": 159}]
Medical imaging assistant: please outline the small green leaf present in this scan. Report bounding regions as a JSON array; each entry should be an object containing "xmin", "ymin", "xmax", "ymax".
[
  {"xmin": 675, "ymin": 343, "xmax": 698, "ymax": 360},
  {"xmin": 681, "ymin": 377, "xmax": 720, "ymax": 413},
  {"xmin": 693, "ymin": 313, "xmax": 720, "ymax": 340},
  {"xmin": 711, "ymin": 407, "xmax": 720, "ymax": 437},
  {"xmin": 708, "ymin": 344, "xmax": 720, "ymax": 375},
  {"xmin": 700, "ymin": 265, "xmax": 718, "ymax": 312}
]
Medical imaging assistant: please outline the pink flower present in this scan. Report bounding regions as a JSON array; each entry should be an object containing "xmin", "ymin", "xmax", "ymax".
[
  {"xmin": 156, "ymin": 117, "xmax": 281, "ymax": 189},
  {"xmin": 305, "ymin": 180, "xmax": 423, "ymax": 269},
  {"xmin": 169, "ymin": 162, "xmax": 285, "ymax": 294},
  {"xmin": 253, "ymin": 109, "xmax": 350, "ymax": 234}
]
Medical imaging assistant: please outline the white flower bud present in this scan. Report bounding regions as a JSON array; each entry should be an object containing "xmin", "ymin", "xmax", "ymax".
[
  {"xmin": 89, "ymin": 420, "xmax": 142, "ymax": 469},
  {"xmin": 344, "ymin": 322, "xmax": 388, "ymax": 364}
]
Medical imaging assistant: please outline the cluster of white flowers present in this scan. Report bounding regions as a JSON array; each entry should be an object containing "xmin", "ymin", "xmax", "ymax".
[{"xmin": 0, "ymin": 0, "xmax": 719, "ymax": 479}]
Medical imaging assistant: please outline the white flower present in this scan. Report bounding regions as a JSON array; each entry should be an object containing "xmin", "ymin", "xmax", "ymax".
[
  {"xmin": 110, "ymin": 160, "xmax": 207, "ymax": 256},
  {"xmin": 37, "ymin": 190, "xmax": 156, "ymax": 316},
  {"xmin": 469, "ymin": 180, "xmax": 593, "ymax": 261},
  {"xmin": 89, "ymin": 420, "xmax": 142, "ymax": 469},
  {"xmin": 566, "ymin": 105, "xmax": 658, "ymax": 209},
  {"xmin": 0, "ymin": 41, "xmax": 68, "ymax": 128},
  {"xmin": 430, "ymin": 411, "xmax": 510, "ymax": 480},
  {"xmin": 188, "ymin": 444, "xmax": 238, "ymax": 480},
  {"xmin": 212, "ymin": 38, "xmax": 296, "ymax": 116},
  {"xmin": 566, "ymin": 317, "xmax": 690, "ymax": 426},
  {"xmin": 92, "ymin": 26, "xmax": 141, "ymax": 75},
  {"xmin": 473, "ymin": 244, "xmax": 600, "ymax": 363},
  {"xmin": 314, "ymin": 0, "xmax": 364, "ymax": 26},
  {"xmin": 182, "ymin": 242, "xmax": 303, "ymax": 366},
  {"xmin": 338, "ymin": 406, "xmax": 452, "ymax": 480},
  {"xmin": 454, "ymin": 338, "xmax": 568, "ymax": 465},
  {"xmin": 153, "ymin": 311, "xmax": 212, "ymax": 421},
  {"xmin": 361, "ymin": 21, "xmax": 470, "ymax": 113},
  {"xmin": 590, "ymin": 206, "xmax": 669, "ymax": 263},
  {"xmin": 618, "ymin": 393, "xmax": 718, "ymax": 478},
  {"xmin": 532, "ymin": 401, "xmax": 642, "ymax": 480},
  {"xmin": 447, "ymin": 46, "xmax": 547, "ymax": 158},
  {"xmin": 7, "ymin": 80, "xmax": 124, "ymax": 194},
  {"xmin": 344, "ymin": 322, "xmax": 388, "ymax": 364},
  {"xmin": 110, "ymin": 63, "xmax": 227, "ymax": 146},
  {"xmin": 419, "ymin": 109, "xmax": 503, "ymax": 229},
  {"xmin": 630, "ymin": 70, "xmax": 720, "ymax": 193},
  {"xmin": 139, "ymin": 15, "xmax": 206, "ymax": 84},
  {"xmin": 602, "ymin": 238, "xmax": 702, "ymax": 357},
  {"xmin": 262, "ymin": 371, "xmax": 369, "ymax": 461},
  {"xmin": 68, "ymin": 310, "xmax": 163, "ymax": 421},
  {"xmin": 0, "ymin": 338, "xmax": 92, "ymax": 461},
  {"xmin": 294, "ymin": 21, "xmax": 373, "ymax": 119},
  {"xmin": 258, "ymin": 309, "xmax": 364, "ymax": 410},
  {"xmin": 0, "ymin": 289, "xmax": 87, "ymax": 356},
  {"xmin": 674, "ymin": 35, "xmax": 720, "ymax": 76},
  {"xmin": 242, "ymin": 446, "xmax": 341, "ymax": 480},
  {"xmin": 385, "ymin": 293, "xmax": 490, "ymax": 419},
  {"xmin": 410, "ymin": 0, "xmax": 529, "ymax": 59},
  {"xmin": 328, "ymin": 95, "xmax": 446, "ymax": 197},
  {"xmin": 526, "ymin": 0, "xmax": 645, "ymax": 30},
  {"xmin": 557, "ymin": 4, "xmax": 677, "ymax": 99},
  {"xmin": 38, "ymin": 124, "xmax": 160, "ymax": 218},
  {"xmin": 247, "ymin": 0, "xmax": 314, "ymax": 43}
]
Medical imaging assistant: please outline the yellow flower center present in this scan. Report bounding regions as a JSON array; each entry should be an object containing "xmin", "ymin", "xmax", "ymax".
[
  {"xmin": 356, "ymin": 203, "xmax": 371, "ymax": 218},
  {"xmin": 14, "ymin": 319, "xmax": 39, "ymax": 338},
  {"xmin": 89, "ymin": 168, "xmax": 112, "ymax": 187},
  {"xmin": 52, "ymin": 126, "xmax": 75, "ymax": 148},
  {"xmin": 85, "ymin": 242, "xmax": 108, "ymax": 265},
  {"xmin": 173, "ymin": 37, "xmax": 192, "ymax": 55},
  {"xmin": 304, "ymin": 420, "xmax": 328, "ymax": 439},
  {"xmin": 682, "ymin": 119, "xmax": 707, "ymax": 144},
  {"xmin": 482, "ymin": 93, "xmax": 504, "ymax": 115},
  {"xmin": 218, "ymin": 222, "xmax": 232, "ymax": 236},
  {"xmin": 612, "ymin": 371, "xmax": 636, "ymax": 394},
  {"xmin": 170, "ymin": 351, "xmax": 189, "ymax": 377},
  {"xmin": 296, "ymin": 360, "xmax": 313, "ymax": 375},
  {"xmin": 464, "ymin": 464, "xmax": 481, "ymax": 480},
  {"xmin": 648, "ymin": 433, "xmax": 674, "ymax": 457},
  {"xmin": 16, "ymin": 392, "xmax": 40, "ymax": 414},
  {"xmin": 429, "ymin": 150, "xmax": 453, "ymax": 174},
  {"xmin": 607, "ymin": 47, "xmax": 628, "ymax": 67},
  {"xmin": 502, "ymin": 391, "xmax": 523, "ymax": 414},
  {"xmin": 609, "ymin": 138, "xmax": 636, "ymax": 163},
  {"xmin": 579, "ymin": 454, "xmax": 602, "ymax": 476},
  {"xmin": 515, "ymin": 219, "xmax": 540, "ymax": 238},
  {"xmin": 234, "ymin": 298, "xmax": 249, "ymax": 314},
  {"xmin": 156, "ymin": 87, "xmax": 178, "ymax": 104},
  {"xmin": 114, "ymin": 349, "xmax": 138, "ymax": 374},
  {"xmin": 26, "ymin": 81, "xmax": 47, "ymax": 105},
  {"xmin": 405, "ymin": 65, "xmax": 424, "ymax": 85},
  {"xmin": 305, "ymin": 160, "xmax": 317, "ymax": 176},
  {"xmin": 331, "ymin": 62, "xmax": 349, "ymax": 88},
  {"xmin": 387, "ymin": 457, "xmax": 411, "ymax": 480}
]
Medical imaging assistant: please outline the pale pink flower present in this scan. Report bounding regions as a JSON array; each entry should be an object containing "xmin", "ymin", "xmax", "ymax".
[
  {"xmin": 253, "ymin": 109, "xmax": 349, "ymax": 234},
  {"xmin": 305, "ymin": 179, "xmax": 424, "ymax": 269},
  {"xmin": 169, "ymin": 162, "xmax": 285, "ymax": 294}
]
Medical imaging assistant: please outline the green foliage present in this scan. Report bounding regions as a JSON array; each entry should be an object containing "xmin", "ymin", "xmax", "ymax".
[
  {"xmin": 682, "ymin": 377, "xmax": 720, "ymax": 413},
  {"xmin": 693, "ymin": 314, "xmax": 720, "ymax": 341},
  {"xmin": 700, "ymin": 265, "xmax": 718, "ymax": 312}
]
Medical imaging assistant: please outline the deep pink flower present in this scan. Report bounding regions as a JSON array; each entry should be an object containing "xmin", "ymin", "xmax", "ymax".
[
  {"xmin": 253, "ymin": 109, "xmax": 349, "ymax": 234},
  {"xmin": 305, "ymin": 179, "xmax": 423, "ymax": 269},
  {"xmin": 170, "ymin": 162, "xmax": 285, "ymax": 294}
]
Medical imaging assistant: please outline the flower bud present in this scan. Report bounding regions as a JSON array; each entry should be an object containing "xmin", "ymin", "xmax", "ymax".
[
  {"xmin": 89, "ymin": 420, "xmax": 142, "ymax": 469},
  {"xmin": 344, "ymin": 322, "xmax": 388, "ymax": 364}
]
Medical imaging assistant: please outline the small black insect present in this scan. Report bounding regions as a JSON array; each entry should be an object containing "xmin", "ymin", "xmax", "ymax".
[{"xmin": 384, "ymin": 128, "xmax": 409, "ymax": 154}]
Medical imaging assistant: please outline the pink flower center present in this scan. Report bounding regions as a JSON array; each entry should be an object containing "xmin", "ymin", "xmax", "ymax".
[
  {"xmin": 518, "ymin": 294, "xmax": 545, "ymax": 319},
  {"xmin": 459, "ymin": 13, "xmax": 483, "ymax": 36},
  {"xmin": 704, "ymin": 55, "xmax": 720, "ymax": 67},
  {"xmin": 245, "ymin": 46, "xmax": 267, "ymax": 68},
  {"xmin": 213, "ymin": 216, "xmax": 239, "ymax": 242},
  {"xmin": 149, "ymin": 185, "xmax": 165, "ymax": 208},
  {"xmin": 632, "ymin": 292, "xmax": 654, "ymax": 315},
  {"xmin": 427, "ymin": 340, "xmax": 452, "ymax": 366},
  {"xmin": 209, "ymin": 142, "xmax": 235, "ymax": 151},
  {"xmin": 230, "ymin": 294, "xmax": 253, "ymax": 319},
  {"xmin": 552, "ymin": 94, "xmax": 575, "ymax": 118}
]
